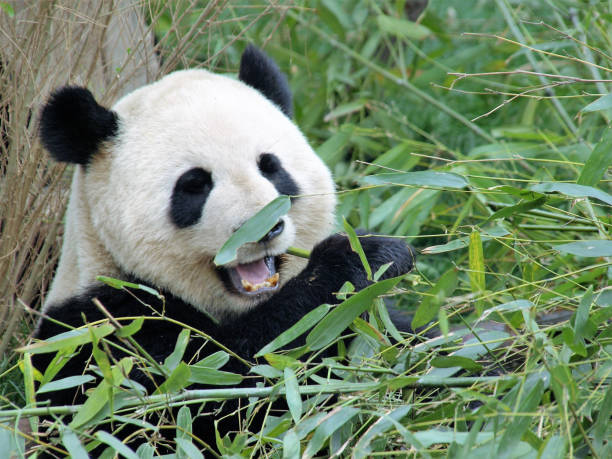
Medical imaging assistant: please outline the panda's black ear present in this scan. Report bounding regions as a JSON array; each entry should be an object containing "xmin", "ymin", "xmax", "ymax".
[
  {"xmin": 40, "ymin": 86, "xmax": 118, "ymax": 165},
  {"xmin": 239, "ymin": 45, "xmax": 293, "ymax": 118}
]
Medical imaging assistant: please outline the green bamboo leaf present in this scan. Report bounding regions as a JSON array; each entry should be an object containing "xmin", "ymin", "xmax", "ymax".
[
  {"xmin": 176, "ymin": 439, "xmax": 204, "ymax": 459},
  {"xmin": 486, "ymin": 196, "xmax": 547, "ymax": 222},
  {"xmin": 303, "ymin": 407, "xmax": 359, "ymax": 458},
  {"xmin": 255, "ymin": 303, "xmax": 331, "ymax": 357},
  {"xmin": 164, "ymin": 329, "xmax": 190, "ymax": 371},
  {"xmin": 574, "ymin": 286, "xmax": 593, "ymax": 339},
  {"xmin": 581, "ymin": 93, "xmax": 612, "ymax": 113},
  {"xmin": 70, "ymin": 358, "xmax": 132, "ymax": 428},
  {"xmin": 154, "ymin": 361, "xmax": 191, "ymax": 394},
  {"xmin": 95, "ymin": 431, "xmax": 139, "ymax": 459},
  {"xmin": 61, "ymin": 428, "xmax": 89, "ymax": 459},
  {"xmin": 284, "ymin": 367, "xmax": 302, "ymax": 424},
  {"xmin": 324, "ymin": 99, "xmax": 367, "ymax": 122},
  {"xmin": 136, "ymin": 444, "xmax": 155, "ymax": 459},
  {"xmin": 554, "ymin": 240, "xmax": 612, "ymax": 257},
  {"xmin": 422, "ymin": 227, "xmax": 509, "ymax": 254},
  {"xmin": 38, "ymin": 375, "xmax": 95, "ymax": 394},
  {"xmin": 316, "ymin": 128, "xmax": 353, "ymax": 167},
  {"xmin": 194, "ymin": 351, "xmax": 230, "ymax": 370},
  {"xmin": 214, "ymin": 195, "xmax": 291, "ymax": 266},
  {"xmin": 188, "ymin": 366, "xmax": 242, "ymax": 385},
  {"xmin": 176, "ymin": 405, "xmax": 192, "ymax": 443},
  {"xmin": 343, "ymin": 218, "xmax": 372, "ymax": 280},
  {"xmin": 594, "ymin": 378, "xmax": 612, "ymax": 446},
  {"xmin": 97, "ymin": 275, "xmax": 163, "ymax": 298},
  {"xmin": 264, "ymin": 353, "xmax": 300, "ymax": 371},
  {"xmin": 116, "ymin": 318, "xmax": 144, "ymax": 338},
  {"xmin": 377, "ymin": 14, "xmax": 432, "ymax": 40},
  {"xmin": 89, "ymin": 325, "xmax": 113, "ymax": 385},
  {"xmin": 530, "ymin": 182, "xmax": 612, "ymax": 206},
  {"xmin": 353, "ymin": 406, "xmax": 411, "ymax": 459},
  {"xmin": 19, "ymin": 323, "xmax": 115, "ymax": 354},
  {"xmin": 306, "ymin": 276, "xmax": 403, "ymax": 351},
  {"xmin": 431, "ymin": 356, "xmax": 483, "ymax": 372},
  {"xmin": 411, "ymin": 269, "xmax": 457, "ymax": 329},
  {"xmin": 577, "ymin": 127, "xmax": 612, "ymax": 186},
  {"xmin": 468, "ymin": 230, "xmax": 486, "ymax": 315},
  {"xmin": 496, "ymin": 379, "xmax": 545, "ymax": 458},
  {"xmin": 283, "ymin": 429, "xmax": 300, "ymax": 458},
  {"xmin": 362, "ymin": 171, "xmax": 467, "ymax": 189},
  {"xmin": 0, "ymin": 2, "xmax": 15, "ymax": 17}
]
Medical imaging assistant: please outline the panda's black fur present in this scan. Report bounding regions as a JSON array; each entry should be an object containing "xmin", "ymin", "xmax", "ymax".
[
  {"xmin": 34, "ymin": 235, "xmax": 413, "ymax": 452},
  {"xmin": 32, "ymin": 45, "xmax": 415, "ymax": 454}
]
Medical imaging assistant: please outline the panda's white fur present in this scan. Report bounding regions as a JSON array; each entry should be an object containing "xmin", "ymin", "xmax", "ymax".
[{"xmin": 44, "ymin": 68, "xmax": 336, "ymax": 319}]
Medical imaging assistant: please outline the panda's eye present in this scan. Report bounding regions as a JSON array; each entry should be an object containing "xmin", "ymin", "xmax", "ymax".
[
  {"xmin": 170, "ymin": 167, "xmax": 213, "ymax": 228},
  {"xmin": 258, "ymin": 153, "xmax": 281, "ymax": 175},
  {"xmin": 176, "ymin": 168, "xmax": 212, "ymax": 194},
  {"xmin": 257, "ymin": 153, "xmax": 300, "ymax": 197}
]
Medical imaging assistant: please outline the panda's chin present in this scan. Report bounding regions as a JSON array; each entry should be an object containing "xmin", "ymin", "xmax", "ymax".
[{"xmin": 218, "ymin": 255, "xmax": 281, "ymax": 297}]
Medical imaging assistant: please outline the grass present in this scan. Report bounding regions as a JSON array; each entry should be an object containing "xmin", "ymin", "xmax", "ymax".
[{"xmin": 1, "ymin": 0, "xmax": 611, "ymax": 457}]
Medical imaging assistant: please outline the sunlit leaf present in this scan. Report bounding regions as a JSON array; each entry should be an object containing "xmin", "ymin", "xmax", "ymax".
[
  {"xmin": 363, "ymin": 171, "xmax": 468, "ymax": 189},
  {"xmin": 412, "ymin": 269, "xmax": 457, "ymax": 329},
  {"xmin": 554, "ymin": 240, "xmax": 612, "ymax": 257},
  {"xmin": 577, "ymin": 127, "xmax": 612, "ymax": 186},
  {"xmin": 214, "ymin": 195, "xmax": 291, "ymax": 266},
  {"xmin": 306, "ymin": 276, "xmax": 403, "ymax": 351},
  {"xmin": 530, "ymin": 182, "xmax": 612, "ymax": 206},
  {"xmin": 377, "ymin": 14, "xmax": 432, "ymax": 40}
]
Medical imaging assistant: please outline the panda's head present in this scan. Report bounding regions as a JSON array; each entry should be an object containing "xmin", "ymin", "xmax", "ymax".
[{"xmin": 40, "ymin": 46, "xmax": 336, "ymax": 319}]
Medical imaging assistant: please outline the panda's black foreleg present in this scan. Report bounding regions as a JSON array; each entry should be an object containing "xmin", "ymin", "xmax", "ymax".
[{"xmin": 214, "ymin": 233, "xmax": 415, "ymax": 360}]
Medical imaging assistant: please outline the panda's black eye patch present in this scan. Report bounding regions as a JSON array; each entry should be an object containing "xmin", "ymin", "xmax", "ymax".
[
  {"xmin": 258, "ymin": 153, "xmax": 300, "ymax": 198},
  {"xmin": 170, "ymin": 167, "xmax": 213, "ymax": 228}
]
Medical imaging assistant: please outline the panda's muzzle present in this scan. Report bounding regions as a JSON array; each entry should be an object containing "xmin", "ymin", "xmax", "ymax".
[
  {"xmin": 221, "ymin": 255, "xmax": 280, "ymax": 296},
  {"xmin": 217, "ymin": 219, "xmax": 285, "ymax": 296}
]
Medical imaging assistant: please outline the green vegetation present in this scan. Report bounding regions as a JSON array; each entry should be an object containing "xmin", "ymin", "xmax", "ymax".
[{"xmin": 1, "ymin": 1, "xmax": 611, "ymax": 457}]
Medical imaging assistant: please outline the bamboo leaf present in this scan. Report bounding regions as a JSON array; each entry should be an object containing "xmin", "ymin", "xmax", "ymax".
[
  {"xmin": 255, "ymin": 303, "xmax": 331, "ymax": 357},
  {"xmin": 116, "ymin": 318, "xmax": 144, "ymax": 338},
  {"xmin": 306, "ymin": 276, "xmax": 403, "ymax": 351},
  {"xmin": 303, "ymin": 407, "xmax": 359, "ymax": 458},
  {"xmin": 352, "ymin": 406, "xmax": 411, "ymax": 459},
  {"xmin": 214, "ymin": 195, "xmax": 291, "ymax": 266},
  {"xmin": 554, "ymin": 240, "xmax": 612, "ymax": 257},
  {"xmin": 284, "ymin": 367, "xmax": 302, "ymax": 424},
  {"xmin": 431, "ymin": 356, "xmax": 483, "ymax": 372},
  {"xmin": 362, "ymin": 171, "xmax": 468, "ymax": 189},
  {"xmin": 530, "ymin": 182, "xmax": 612, "ymax": 206},
  {"xmin": 154, "ymin": 361, "xmax": 191, "ymax": 394},
  {"xmin": 412, "ymin": 269, "xmax": 457, "ymax": 329},
  {"xmin": 343, "ymin": 218, "xmax": 372, "ymax": 280},
  {"xmin": 486, "ymin": 196, "xmax": 547, "ymax": 222},
  {"xmin": 573, "ymin": 286, "xmax": 593, "ymax": 339},
  {"xmin": 38, "ymin": 375, "xmax": 95, "ymax": 394},
  {"xmin": 164, "ymin": 329, "xmax": 190, "ymax": 371},
  {"xmin": 581, "ymin": 93, "xmax": 612, "ymax": 113},
  {"xmin": 377, "ymin": 14, "xmax": 432, "ymax": 40},
  {"xmin": 468, "ymin": 230, "xmax": 486, "ymax": 315},
  {"xmin": 95, "ymin": 431, "xmax": 139, "ymax": 459},
  {"xmin": 188, "ymin": 366, "xmax": 242, "ymax": 385},
  {"xmin": 61, "ymin": 428, "xmax": 89, "ymax": 459},
  {"xmin": 577, "ymin": 127, "xmax": 612, "ymax": 186},
  {"xmin": 19, "ymin": 323, "xmax": 115, "ymax": 354}
]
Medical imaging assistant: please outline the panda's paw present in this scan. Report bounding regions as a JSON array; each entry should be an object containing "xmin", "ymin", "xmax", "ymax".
[
  {"xmin": 308, "ymin": 233, "xmax": 415, "ymax": 283},
  {"xmin": 355, "ymin": 234, "xmax": 415, "ymax": 279}
]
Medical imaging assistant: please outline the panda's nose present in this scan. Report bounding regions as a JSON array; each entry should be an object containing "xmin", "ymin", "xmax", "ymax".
[{"xmin": 259, "ymin": 219, "xmax": 285, "ymax": 243}]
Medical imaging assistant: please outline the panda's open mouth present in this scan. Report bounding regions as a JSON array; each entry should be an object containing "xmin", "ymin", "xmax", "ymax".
[{"xmin": 221, "ymin": 256, "xmax": 280, "ymax": 296}]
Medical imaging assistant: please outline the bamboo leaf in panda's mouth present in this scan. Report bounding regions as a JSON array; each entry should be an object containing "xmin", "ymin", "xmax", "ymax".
[{"xmin": 214, "ymin": 195, "xmax": 292, "ymax": 267}]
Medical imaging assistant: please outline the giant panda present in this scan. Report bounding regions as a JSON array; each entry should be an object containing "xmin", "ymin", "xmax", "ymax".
[{"xmin": 32, "ymin": 45, "xmax": 414, "ymax": 454}]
